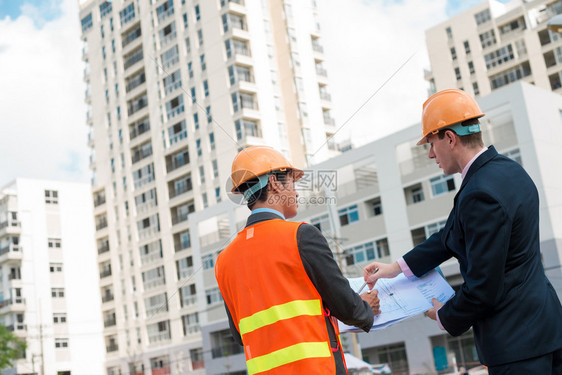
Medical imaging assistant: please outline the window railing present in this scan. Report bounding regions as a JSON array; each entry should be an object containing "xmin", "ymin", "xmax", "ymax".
[
  {"xmin": 124, "ymin": 49, "xmax": 143, "ymax": 70},
  {"xmin": 134, "ymin": 174, "xmax": 154, "ymax": 189},
  {"xmin": 140, "ymin": 250, "xmax": 163, "ymax": 265},
  {"xmin": 98, "ymin": 244, "xmax": 110, "ymax": 254}
]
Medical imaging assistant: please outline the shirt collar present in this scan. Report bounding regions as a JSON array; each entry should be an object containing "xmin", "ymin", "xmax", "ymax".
[
  {"xmin": 461, "ymin": 147, "xmax": 488, "ymax": 180},
  {"xmin": 251, "ymin": 208, "xmax": 286, "ymax": 220}
]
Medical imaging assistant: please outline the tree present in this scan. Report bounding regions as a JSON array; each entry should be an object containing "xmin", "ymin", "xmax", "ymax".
[{"xmin": 0, "ymin": 324, "xmax": 26, "ymax": 370}]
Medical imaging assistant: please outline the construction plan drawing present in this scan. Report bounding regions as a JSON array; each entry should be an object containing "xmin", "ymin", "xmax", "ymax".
[{"xmin": 339, "ymin": 269, "xmax": 455, "ymax": 332}]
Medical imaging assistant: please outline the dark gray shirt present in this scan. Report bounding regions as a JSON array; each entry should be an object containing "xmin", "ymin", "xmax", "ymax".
[{"xmin": 223, "ymin": 212, "xmax": 374, "ymax": 374}]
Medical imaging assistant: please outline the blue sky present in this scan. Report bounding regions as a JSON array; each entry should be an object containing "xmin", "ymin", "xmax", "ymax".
[{"xmin": 0, "ymin": 0, "xmax": 63, "ymax": 26}]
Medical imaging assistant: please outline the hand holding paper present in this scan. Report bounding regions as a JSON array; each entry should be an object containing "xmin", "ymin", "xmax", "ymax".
[{"xmin": 340, "ymin": 269, "xmax": 454, "ymax": 332}]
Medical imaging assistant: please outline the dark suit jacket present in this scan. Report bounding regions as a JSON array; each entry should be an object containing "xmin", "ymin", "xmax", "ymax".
[{"xmin": 403, "ymin": 146, "xmax": 562, "ymax": 366}]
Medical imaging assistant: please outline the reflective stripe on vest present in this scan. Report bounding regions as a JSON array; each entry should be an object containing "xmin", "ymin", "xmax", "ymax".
[
  {"xmin": 246, "ymin": 342, "xmax": 332, "ymax": 375},
  {"xmin": 239, "ymin": 299, "xmax": 322, "ymax": 335}
]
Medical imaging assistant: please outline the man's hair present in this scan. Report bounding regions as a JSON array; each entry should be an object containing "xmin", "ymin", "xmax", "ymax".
[
  {"xmin": 437, "ymin": 118, "xmax": 484, "ymax": 149},
  {"xmin": 238, "ymin": 170, "xmax": 291, "ymax": 210}
]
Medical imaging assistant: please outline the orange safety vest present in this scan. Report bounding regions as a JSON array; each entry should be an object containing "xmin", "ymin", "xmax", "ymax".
[{"xmin": 215, "ymin": 219, "xmax": 346, "ymax": 375}]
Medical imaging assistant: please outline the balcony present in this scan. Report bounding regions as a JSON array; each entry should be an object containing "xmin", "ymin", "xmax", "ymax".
[
  {"xmin": 134, "ymin": 174, "xmax": 155, "ymax": 190},
  {"xmin": 143, "ymin": 277, "xmax": 166, "ymax": 290},
  {"xmin": 157, "ymin": 7, "xmax": 174, "ymax": 24},
  {"xmin": 160, "ymin": 31, "xmax": 177, "ymax": 48},
  {"xmin": 0, "ymin": 244, "xmax": 23, "ymax": 262},
  {"xmin": 140, "ymin": 250, "xmax": 163, "ymax": 265},
  {"xmin": 98, "ymin": 244, "xmax": 110, "ymax": 255},
  {"xmin": 93, "ymin": 195, "xmax": 106, "ymax": 207},
  {"xmin": 106, "ymin": 344, "xmax": 119, "ymax": 353},
  {"xmin": 124, "ymin": 48, "xmax": 144, "ymax": 71},
  {"xmin": 138, "ymin": 225, "xmax": 159, "ymax": 240},
  {"xmin": 100, "ymin": 269, "xmax": 112, "ymax": 279},
  {"xmin": 162, "ymin": 55, "xmax": 179, "ymax": 71},
  {"xmin": 104, "ymin": 317, "xmax": 117, "ymax": 328},
  {"xmin": 166, "ymin": 155, "xmax": 189, "ymax": 172},
  {"xmin": 96, "ymin": 219, "xmax": 108, "ymax": 231},
  {"xmin": 148, "ymin": 331, "xmax": 171, "ymax": 344},
  {"xmin": 102, "ymin": 293, "xmax": 114, "ymax": 303},
  {"xmin": 136, "ymin": 199, "xmax": 158, "ymax": 214},
  {"xmin": 0, "ymin": 297, "xmax": 26, "ymax": 312}
]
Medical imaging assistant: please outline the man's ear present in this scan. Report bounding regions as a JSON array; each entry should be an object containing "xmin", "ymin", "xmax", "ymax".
[
  {"xmin": 445, "ymin": 130, "xmax": 457, "ymax": 148},
  {"xmin": 268, "ymin": 174, "xmax": 281, "ymax": 193}
]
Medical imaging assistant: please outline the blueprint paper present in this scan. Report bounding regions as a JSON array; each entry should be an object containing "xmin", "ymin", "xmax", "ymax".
[{"xmin": 339, "ymin": 269, "xmax": 455, "ymax": 332}]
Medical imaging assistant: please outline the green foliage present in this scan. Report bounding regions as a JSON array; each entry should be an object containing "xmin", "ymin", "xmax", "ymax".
[{"xmin": 0, "ymin": 324, "xmax": 26, "ymax": 370}]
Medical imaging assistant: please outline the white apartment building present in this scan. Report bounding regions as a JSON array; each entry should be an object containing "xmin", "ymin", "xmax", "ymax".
[
  {"xmin": 0, "ymin": 179, "xmax": 104, "ymax": 375},
  {"xmin": 425, "ymin": 0, "xmax": 562, "ymax": 98},
  {"xmin": 78, "ymin": 0, "xmax": 337, "ymax": 373},
  {"xmin": 196, "ymin": 82, "xmax": 562, "ymax": 374}
]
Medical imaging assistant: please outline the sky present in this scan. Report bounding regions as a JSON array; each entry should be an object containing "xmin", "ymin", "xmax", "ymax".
[{"xmin": 0, "ymin": 0, "xmax": 510, "ymax": 187}]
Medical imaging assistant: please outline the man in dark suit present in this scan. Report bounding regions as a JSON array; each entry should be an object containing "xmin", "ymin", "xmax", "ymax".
[{"xmin": 364, "ymin": 89, "xmax": 562, "ymax": 374}]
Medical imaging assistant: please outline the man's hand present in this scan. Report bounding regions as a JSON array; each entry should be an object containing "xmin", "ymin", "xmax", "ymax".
[
  {"xmin": 425, "ymin": 298, "xmax": 444, "ymax": 321},
  {"xmin": 360, "ymin": 289, "xmax": 380, "ymax": 315},
  {"xmin": 363, "ymin": 261, "xmax": 401, "ymax": 290}
]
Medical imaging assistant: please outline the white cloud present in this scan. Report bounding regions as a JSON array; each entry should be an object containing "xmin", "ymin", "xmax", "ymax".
[
  {"xmin": 0, "ymin": 0, "xmax": 88, "ymax": 187},
  {"xmin": 319, "ymin": 0, "xmax": 450, "ymax": 147}
]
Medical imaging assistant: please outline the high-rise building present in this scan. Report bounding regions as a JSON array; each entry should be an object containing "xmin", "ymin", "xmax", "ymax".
[
  {"xmin": 0, "ymin": 179, "xmax": 104, "ymax": 375},
  {"xmin": 425, "ymin": 0, "xmax": 562, "ymax": 98},
  {"xmin": 78, "ymin": 0, "xmax": 337, "ymax": 372}
]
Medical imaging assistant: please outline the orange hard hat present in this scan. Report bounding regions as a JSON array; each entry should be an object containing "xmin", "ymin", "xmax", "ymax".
[
  {"xmin": 418, "ymin": 89, "xmax": 485, "ymax": 145},
  {"xmin": 230, "ymin": 146, "xmax": 304, "ymax": 193}
]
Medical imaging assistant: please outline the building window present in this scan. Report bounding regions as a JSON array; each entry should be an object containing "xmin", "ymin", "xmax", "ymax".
[
  {"xmin": 203, "ymin": 79, "xmax": 209, "ymax": 97},
  {"xmin": 49, "ymin": 263, "xmax": 63, "ymax": 273},
  {"xmin": 53, "ymin": 313, "xmax": 67, "ymax": 324},
  {"xmin": 454, "ymin": 67, "xmax": 461, "ymax": 81},
  {"xmin": 468, "ymin": 61, "xmax": 475, "ymax": 75},
  {"xmin": 311, "ymin": 214, "xmax": 330, "ymax": 232},
  {"xmin": 195, "ymin": 4, "xmax": 200, "ymax": 20},
  {"xmin": 55, "ymin": 338, "xmax": 69, "ymax": 349},
  {"xmin": 206, "ymin": 287, "xmax": 223, "ymax": 305},
  {"xmin": 81, "ymin": 13, "xmax": 93, "ymax": 32},
  {"xmin": 182, "ymin": 312, "xmax": 200, "ymax": 336},
  {"xmin": 51, "ymin": 288, "xmax": 65, "ymax": 298},
  {"xmin": 119, "ymin": 3, "xmax": 135, "ymax": 26},
  {"xmin": 490, "ymin": 61, "xmax": 531, "ymax": 90},
  {"xmin": 200, "ymin": 54, "xmax": 206, "ymax": 71},
  {"xmin": 45, "ymin": 189, "xmax": 59, "ymax": 204},
  {"xmin": 48, "ymin": 238, "xmax": 62, "ymax": 248},
  {"xmin": 450, "ymin": 47, "xmax": 457, "ymax": 61},
  {"xmin": 209, "ymin": 133, "xmax": 215, "ymax": 150},
  {"xmin": 472, "ymin": 82, "xmax": 480, "ymax": 96},
  {"xmin": 366, "ymin": 197, "xmax": 382, "ymax": 216},
  {"xmin": 474, "ymin": 8, "xmax": 491, "ymax": 25},
  {"xmin": 338, "ymin": 205, "xmax": 359, "ymax": 226},
  {"xmin": 430, "ymin": 175, "xmax": 455, "ymax": 197},
  {"xmin": 431, "ymin": 331, "xmax": 481, "ymax": 371},
  {"xmin": 445, "ymin": 26, "xmax": 452, "ymax": 40},
  {"xmin": 202, "ymin": 254, "xmax": 214, "ymax": 270},
  {"xmin": 479, "ymin": 29, "xmax": 496, "ymax": 49},
  {"xmin": 366, "ymin": 343, "xmax": 409, "ymax": 375},
  {"xmin": 405, "ymin": 184, "xmax": 424, "ymax": 204},
  {"xmin": 484, "ymin": 44, "xmax": 514, "ymax": 70},
  {"xmin": 463, "ymin": 40, "xmax": 470, "ymax": 54}
]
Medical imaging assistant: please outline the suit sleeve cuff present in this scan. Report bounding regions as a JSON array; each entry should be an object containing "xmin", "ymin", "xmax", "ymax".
[
  {"xmin": 436, "ymin": 307, "xmax": 445, "ymax": 330},
  {"xmin": 397, "ymin": 257, "xmax": 415, "ymax": 279}
]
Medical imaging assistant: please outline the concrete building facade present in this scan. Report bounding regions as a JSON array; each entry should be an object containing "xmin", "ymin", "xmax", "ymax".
[
  {"xmin": 425, "ymin": 0, "xmax": 562, "ymax": 98},
  {"xmin": 78, "ymin": 0, "xmax": 337, "ymax": 373},
  {"xmin": 0, "ymin": 179, "xmax": 104, "ymax": 375},
  {"xmin": 196, "ymin": 82, "xmax": 562, "ymax": 374}
]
